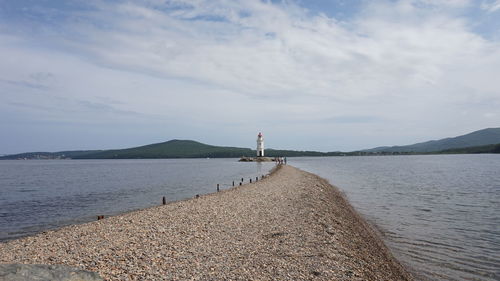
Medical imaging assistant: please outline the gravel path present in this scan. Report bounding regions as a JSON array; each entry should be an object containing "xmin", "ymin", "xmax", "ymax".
[{"xmin": 0, "ymin": 165, "xmax": 413, "ymax": 280}]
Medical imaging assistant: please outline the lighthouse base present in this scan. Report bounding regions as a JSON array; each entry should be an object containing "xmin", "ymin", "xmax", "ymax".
[{"xmin": 238, "ymin": 157, "xmax": 274, "ymax": 162}]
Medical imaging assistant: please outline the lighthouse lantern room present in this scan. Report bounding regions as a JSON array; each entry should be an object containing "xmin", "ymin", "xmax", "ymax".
[{"xmin": 257, "ymin": 132, "xmax": 264, "ymax": 157}]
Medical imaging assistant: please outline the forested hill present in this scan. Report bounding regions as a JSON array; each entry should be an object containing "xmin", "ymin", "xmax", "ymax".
[
  {"xmin": 0, "ymin": 140, "xmax": 337, "ymax": 159},
  {"xmin": 74, "ymin": 140, "xmax": 254, "ymax": 159},
  {"xmin": 2, "ymin": 128, "xmax": 500, "ymax": 160},
  {"xmin": 363, "ymin": 128, "xmax": 500, "ymax": 153}
]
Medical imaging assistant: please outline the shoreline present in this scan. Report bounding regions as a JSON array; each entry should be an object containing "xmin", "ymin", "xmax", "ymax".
[
  {"xmin": 0, "ymin": 165, "xmax": 413, "ymax": 280},
  {"xmin": 0, "ymin": 161, "xmax": 276, "ymax": 243}
]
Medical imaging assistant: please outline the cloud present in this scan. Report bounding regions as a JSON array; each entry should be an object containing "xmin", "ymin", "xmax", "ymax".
[
  {"xmin": 52, "ymin": 0, "xmax": 498, "ymax": 106},
  {"xmin": 418, "ymin": 0, "xmax": 471, "ymax": 8},
  {"xmin": 481, "ymin": 0, "xmax": 500, "ymax": 12},
  {"xmin": 0, "ymin": 78, "xmax": 50, "ymax": 90},
  {"xmin": 0, "ymin": 0, "xmax": 499, "ymax": 152},
  {"xmin": 321, "ymin": 115, "xmax": 382, "ymax": 124}
]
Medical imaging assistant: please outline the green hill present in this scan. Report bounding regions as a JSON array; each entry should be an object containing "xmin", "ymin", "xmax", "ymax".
[
  {"xmin": 437, "ymin": 143, "xmax": 500, "ymax": 154},
  {"xmin": 364, "ymin": 128, "xmax": 500, "ymax": 153},
  {"xmin": 2, "ymin": 128, "xmax": 499, "ymax": 160},
  {"xmin": 73, "ymin": 141, "xmax": 340, "ymax": 159},
  {"xmin": 0, "ymin": 150, "xmax": 101, "ymax": 160},
  {"xmin": 73, "ymin": 140, "xmax": 254, "ymax": 159},
  {"xmin": 264, "ymin": 149, "xmax": 344, "ymax": 157},
  {"xmin": 0, "ymin": 140, "xmax": 341, "ymax": 160}
]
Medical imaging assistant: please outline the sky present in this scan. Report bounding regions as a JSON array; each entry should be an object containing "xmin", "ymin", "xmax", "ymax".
[{"xmin": 1, "ymin": 0, "xmax": 499, "ymax": 154}]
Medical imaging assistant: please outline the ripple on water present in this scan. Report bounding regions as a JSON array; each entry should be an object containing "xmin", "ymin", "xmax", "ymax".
[
  {"xmin": 0, "ymin": 159, "xmax": 275, "ymax": 242},
  {"xmin": 291, "ymin": 155, "xmax": 500, "ymax": 281}
]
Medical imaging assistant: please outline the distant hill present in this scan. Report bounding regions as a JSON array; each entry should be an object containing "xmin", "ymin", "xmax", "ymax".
[
  {"xmin": 0, "ymin": 140, "xmax": 254, "ymax": 160},
  {"xmin": 363, "ymin": 128, "xmax": 500, "ymax": 153},
  {"xmin": 437, "ymin": 143, "xmax": 500, "ymax": 154},
  {"xmin": 0, "ymin": 150, "xmax": 101, "ymax": 160},
  {"xmin": 74, "ymin": 140, "xmax": 255, "ymax": 159},
  {"xmin": 2, "ymin": 128, "xmax": 499, "ymax": 160},
  {"xmin": 265, "ymin": 149, "xmax": 339, "ymax": 157},
  {"xmin": 71, "ymin": 140, "xmax": 344, "ymax": 159},
  {"xmin": 0, "ymin": 140, "xmax": 342, "ymax": 160}
]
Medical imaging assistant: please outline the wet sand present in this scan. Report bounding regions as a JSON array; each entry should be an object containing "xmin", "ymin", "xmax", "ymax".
[{"xmin": 0, "ymin": 165, "xmax": 413, "ymax": 280}]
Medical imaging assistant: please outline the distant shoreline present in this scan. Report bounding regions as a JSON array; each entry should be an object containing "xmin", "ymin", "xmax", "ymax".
[
  {"xmin": 0, "ymin": 165, "xmax": 413, "ymax": 280},
  {"xmin": 2, "ymin": 132, "xmax": 499, "ymax": 159},
  {"xmin": 2, "ymin": 149, "xmax": 500, "ymax": 160}
]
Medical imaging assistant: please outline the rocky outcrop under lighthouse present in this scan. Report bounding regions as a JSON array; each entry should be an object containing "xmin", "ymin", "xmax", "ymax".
[{"xmin": 238, "ymin": 156, "xmax": 274, "ymax": 162}]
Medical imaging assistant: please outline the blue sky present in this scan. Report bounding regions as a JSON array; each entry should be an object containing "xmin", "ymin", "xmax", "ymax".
[{"xmin": 1, "ymin": 0, "xmax": 499, "ymax": 154}]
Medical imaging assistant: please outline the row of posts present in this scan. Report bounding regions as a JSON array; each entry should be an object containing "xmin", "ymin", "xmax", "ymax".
[
  {"xmin": 226, "ymin": 175, "xmax": 263, "ymax": 189},
  {"xmin": 97, "ymin": 158, "xmax": 289, "ymax": 220},
  {"xmin": 97, "ymin": 174, "xmax": 266, "ymax": 220}
]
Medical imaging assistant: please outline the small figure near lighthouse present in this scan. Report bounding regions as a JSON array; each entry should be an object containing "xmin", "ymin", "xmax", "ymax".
[{"xmin": 257, "ymin": 132, "xmax": 264, "ymax": 157}]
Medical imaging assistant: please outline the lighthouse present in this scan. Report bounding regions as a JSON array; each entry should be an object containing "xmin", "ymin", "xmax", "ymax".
[{"xmin": 257, "ymin": 132, "xmax": 264, "ymax": 157}]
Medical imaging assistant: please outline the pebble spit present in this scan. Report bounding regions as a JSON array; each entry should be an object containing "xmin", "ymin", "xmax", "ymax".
[{"xmin": 0, "ymin": 165, "xmax": 414, "ymax": 280}]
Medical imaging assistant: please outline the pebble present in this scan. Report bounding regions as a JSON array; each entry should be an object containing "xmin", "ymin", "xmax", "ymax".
[{"xmin": 0, "ymin": 165, "xmax": 413, "ymax": 280}]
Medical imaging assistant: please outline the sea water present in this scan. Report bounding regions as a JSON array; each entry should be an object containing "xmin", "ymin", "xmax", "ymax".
[
  {"xmin": 1, "ymin": 156, "xmax": 498, "ymax": 280},
  {"xmin": 291, "ymin": 154, "xmax": 500, "ymax": 281},
  {"xmin": 0, "ymin": 159, "xmax": 274, "ymax": 241}
]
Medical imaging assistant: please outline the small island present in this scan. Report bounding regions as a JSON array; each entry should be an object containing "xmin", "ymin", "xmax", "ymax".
[
  {"xmin": 239, "ymin": 132, "xmax": 274, "ymax": 162},
  {"xmin": 238, "ymin": 156, "xmax": 274, "ymax": 162}
]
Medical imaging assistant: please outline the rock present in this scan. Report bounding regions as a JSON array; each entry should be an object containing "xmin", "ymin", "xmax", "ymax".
[
  {"xmin": 0, "ymin": 264, "xmax": 104, "ymax": 281},
  {"xmin": 238, "ymin": 157, "xmax": 274, "ymax": 162}
]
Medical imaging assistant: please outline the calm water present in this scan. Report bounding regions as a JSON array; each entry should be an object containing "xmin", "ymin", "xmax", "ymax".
[
  {"xmin": 291, "ymin": 155, "xmax": 500, "ymax": 281},
  {"xmin": 1, "ymin": 156, "xmax": 499, "ymax": 280},
  {"xmin": 0, "ymin": 159, "xmax": 274, "ymax": 241}
]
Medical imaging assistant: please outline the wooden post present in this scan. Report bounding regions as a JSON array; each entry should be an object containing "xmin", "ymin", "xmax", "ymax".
[
  {"xmin": 232, "ymin": 181, "xmax": 235, "ymax": 187},
  {"xmin": 239, "ymin": 182, "xmax": 242, "ymax": 186},
  {"xmin": 97, "ymin": 215, "xmax": 104, "ymax": 220},
  {"xmin": 250, "ymin": 178, "xmax": 252, "ymax": 183},
  {"xmin": 256, "ymin": 177, "xmax": 258, "ymax": 182},
  {"xmin": 217, "ymin": 184, "xmax": 220, "ymax": 192},
  {"xmin": 241, "ymin": 178, "xmax": 244, "ymax": 182},
  {"xmin": 162, "ymin": 196, "xmax": 166, "ymax": 205}
]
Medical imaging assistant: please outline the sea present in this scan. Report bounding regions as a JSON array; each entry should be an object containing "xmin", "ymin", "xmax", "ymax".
[
  {"xmin": 0, "ymin": 155, "xmax": 498, "ymax": 280},
  {"xmin": 291, "ymin": 155, "xmax": 499, "ymax": 281},
  {"xmin": 0, "ymin": 159, "xmax": 275, "ymax": 241}
]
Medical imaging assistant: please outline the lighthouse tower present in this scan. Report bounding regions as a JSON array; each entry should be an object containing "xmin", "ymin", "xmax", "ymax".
[{"xmin": 257, "ymin": 132, "xmax": 264, "ymax": 157}]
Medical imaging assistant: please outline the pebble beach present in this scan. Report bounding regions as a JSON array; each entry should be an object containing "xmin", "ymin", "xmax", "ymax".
[{"xmin": 0, "ymin": 165, "xmax": 414, "ymax": 280}]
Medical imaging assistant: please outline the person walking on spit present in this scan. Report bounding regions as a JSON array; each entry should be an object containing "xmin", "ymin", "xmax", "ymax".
[{"xmin": 284, "ymin": 157, "xmax": 287, "ymax": 165}]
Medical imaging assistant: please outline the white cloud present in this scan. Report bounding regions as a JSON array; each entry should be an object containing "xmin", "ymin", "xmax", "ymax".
[
  {"xmin": 418, "ymin": 0, "xmax": 471, "ymax": 8},
  {"xmin": 64, "ymin": 1, "xmax": 497, "ymax": 103},
  {"xmin": 481, "ymin": 0, "xmax": 500, "ymax": 12},
  {"xmin": 1, "ymin": 0, "xmax": 499, "ymax": 152}
]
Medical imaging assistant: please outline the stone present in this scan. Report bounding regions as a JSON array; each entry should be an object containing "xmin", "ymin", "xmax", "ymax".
[
  {"xmin": 238, "ymin": 156, "xmax": 274, "ymax": 162},
  {"xmin": 0, "ymin": 264, "xmax": 103, "ymax": 281}
]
